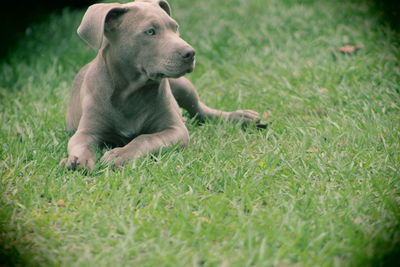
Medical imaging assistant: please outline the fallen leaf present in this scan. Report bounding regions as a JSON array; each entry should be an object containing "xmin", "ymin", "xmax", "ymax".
[
  {"xmin": 198, "ymin": 216, "xmax": 211, "ymax": 223},
  {"xmin": 306, "ymin": 147, "xmax": 318, "ymax": 153},
  {"xmin": 338, "ymin": 45, "xmax": 362, "ymax": 54},
  {"xmin": 319, "ymin": 88, "xmax": 329, "ymax": 93},
  {"xmin": 56, "ymin": 199, "xmax": 66, "ymax": 207},
  {"xmin": 261, "ymin": 111, "xmax": 271, "ymax": 120}
]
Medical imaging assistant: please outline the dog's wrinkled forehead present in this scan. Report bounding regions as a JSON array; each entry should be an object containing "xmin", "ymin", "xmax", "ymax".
[
  {"xmin": 123, "ymin": 2, "xmax": 177, "ymax": 31},
  {"xmin": 77, "ymin": 0, "xmax": 174, "ymax": 50},
  {"xmin": 132, "ymin": 0, "xmax": 171, "ymax": 15}
]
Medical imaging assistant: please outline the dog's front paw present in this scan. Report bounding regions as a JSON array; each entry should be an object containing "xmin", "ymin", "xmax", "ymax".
[
  {"xmin": 101, "ymin": 147, "xmax": 133, "ymax": 169},
  {"xmin": 229, "ymin": 110, "xmax": 260, "ymax": 123},
  {"xmin": 60, "ymin": 155, "xmax": 95, "ymax": 171}
]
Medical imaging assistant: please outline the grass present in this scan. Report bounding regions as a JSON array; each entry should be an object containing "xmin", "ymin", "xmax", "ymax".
[{"xmin": 1, "ymin": 0, "xmax": 399, "ymax": 265}]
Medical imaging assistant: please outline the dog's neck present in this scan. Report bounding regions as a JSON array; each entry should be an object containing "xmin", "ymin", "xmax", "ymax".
[{"xmin": 101, "ymin": 45, "xmax": 164, "ymax": 102}]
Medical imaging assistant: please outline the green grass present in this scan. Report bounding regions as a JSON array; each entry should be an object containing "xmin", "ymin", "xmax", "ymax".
[{"xmin": 1, "ymin": 0, "xmax": 399, "ymax": 266}]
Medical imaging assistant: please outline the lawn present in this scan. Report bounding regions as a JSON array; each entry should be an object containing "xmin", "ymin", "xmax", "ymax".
[{"xmin": 1, "ymin": 0, "xmax": 399, "ymax": 266}]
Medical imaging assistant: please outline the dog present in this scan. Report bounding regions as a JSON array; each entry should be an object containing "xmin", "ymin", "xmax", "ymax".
[{"xmin": 60, "ymin": 0, "xmax": 260, "ymax": 170}]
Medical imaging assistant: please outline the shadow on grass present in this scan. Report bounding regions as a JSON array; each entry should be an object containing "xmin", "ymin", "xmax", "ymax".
[
  {"xmin": 381, "ymin": 247, "xmax": 400, "ymax": 267},
  {"xmin": 0, "ymin": 243, "xmax": 25, "ymax": 266},
  {"xmin": 0, "ymin": 0, "xmax": 96, "ymax": 61},
  {"xmin": 0, "ymin": 200, "xmax": 32, "ymax": 266},
  {"xmin": 373, "ymin": 0, "xmax": 400, "ymax": 31}
]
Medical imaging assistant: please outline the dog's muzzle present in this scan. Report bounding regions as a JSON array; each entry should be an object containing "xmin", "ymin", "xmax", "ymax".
[
  {"xmin": 149, "ymin": 49, "xmax": 196, "ymax": 80},
  {"xmin": 179, "ymin": 47, "xmax": 196, "ymax": 63}
]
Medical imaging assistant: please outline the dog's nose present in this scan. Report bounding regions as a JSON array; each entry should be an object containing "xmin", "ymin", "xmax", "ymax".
[{"xmin": 180, "ymin": 47, "xmax": 196, "ymax": 60}]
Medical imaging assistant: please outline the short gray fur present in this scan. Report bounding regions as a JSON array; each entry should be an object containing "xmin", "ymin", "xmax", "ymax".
[{"xmin": 60, "ymin": 0, "xmax": 260, "ymax": 170}]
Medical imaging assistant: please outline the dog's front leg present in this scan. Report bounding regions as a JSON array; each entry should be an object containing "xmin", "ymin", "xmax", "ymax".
[
  {"xmin": 60, "ymin": 131, "xmax": 97, "ymax": 170},
  {"xmin": 101, "ymin": 126, "xmax": 189, "ymax": 168}
]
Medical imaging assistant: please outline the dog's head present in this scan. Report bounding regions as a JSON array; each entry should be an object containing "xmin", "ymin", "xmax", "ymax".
[{"xmin": 78, "ymin": 0, "xmax": 195, "ymax": 80}]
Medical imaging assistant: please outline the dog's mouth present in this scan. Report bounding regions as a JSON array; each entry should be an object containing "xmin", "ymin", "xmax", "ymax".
[
  {"xmin": 148, "ymin": 59, "xmax": 195, "ymax": 80},
  {"xmin": 149, "ymin": 73, "xmax": 167, "ymax": 80},
  {"xmin": 149, "ymin": 68, "xmax": 192, "ymax": 80}
]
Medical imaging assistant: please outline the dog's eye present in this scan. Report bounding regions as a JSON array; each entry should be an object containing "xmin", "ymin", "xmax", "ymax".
[{"xmin": 144, "ymin": 29, "xmax": 156, "ymax": 36}]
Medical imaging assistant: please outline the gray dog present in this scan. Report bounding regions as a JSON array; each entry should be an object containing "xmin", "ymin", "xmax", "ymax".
[{"xmin": 60, "ymin": 0, "xmax": 260, "ymax": 170}]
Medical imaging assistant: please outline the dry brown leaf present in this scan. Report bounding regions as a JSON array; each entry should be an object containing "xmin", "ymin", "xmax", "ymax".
[
  {"xmin": 338, "ymin": 45, "xmax": 362, "ymax": 54},
  {"xmin": 319, "ymin": 88, "xmax": 329, "ymax": 93},
  {"xmin": 198, "ymin": 216, "xmax": 211, "ymax": 223},
  {"xmin": 306, "ymin": 147, "xmax": 318, "ymax": 153},
  {"xmin": 261, "ymin": 111, "xmax": 271, "ymax": 120},
  {"xmin": 56, "ymin": 199, "xmax": 66, "ymax": 207}
]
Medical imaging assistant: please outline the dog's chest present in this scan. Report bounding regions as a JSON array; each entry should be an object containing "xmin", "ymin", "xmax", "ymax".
[
  {"xmin": 110, "ymin": 87, "xmax": 166, "ymax": 140},
  {"xmin": 111, "ymin": 101, "xmax": 151, "ymax": 137},
  {"xmin": 114, "ymin": 111, "xmax": 147, "ymax": 137}
]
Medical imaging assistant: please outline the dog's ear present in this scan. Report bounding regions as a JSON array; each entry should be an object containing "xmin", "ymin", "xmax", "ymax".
[
  {"xmin": 158, "ymin": 1, "xmax": 171, "ymax": 16},
  {"xmin": 77, "ymin": 3, "xmax": 127, "ymax": 50},
  {"xmin": 136, "ymin": 0, "xmax": 171, "ymax": 16}
]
